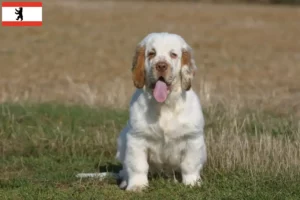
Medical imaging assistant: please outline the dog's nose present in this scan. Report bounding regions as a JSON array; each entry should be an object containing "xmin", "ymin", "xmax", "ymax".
[{"xmin": 156, "ymin": 62, "xmax": 168, "ymax": 72}]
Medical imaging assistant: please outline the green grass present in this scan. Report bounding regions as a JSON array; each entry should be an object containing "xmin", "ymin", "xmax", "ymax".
[{"xmin": 0, "ymin": 103, "xmax": 299, "ymax": 199}]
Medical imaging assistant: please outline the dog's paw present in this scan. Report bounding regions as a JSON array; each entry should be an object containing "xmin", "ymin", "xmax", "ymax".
[
  {"xmin": 183, "ymin": 180, "xmax": 202, "ymax": 188},
  {"xmin": 119, "ymin": 180, "xmax": 127, "ymax": 189},
  {"xmin": 182, "ymin": 174, "xmax": 202, "ymax": 187},
  {"xmin": 125, "ymin": 174, "xmax": 148, "ymax": 192},
  {"xmin": 125, "ymin": 184, "xmax": 147, "ymax": 192}
]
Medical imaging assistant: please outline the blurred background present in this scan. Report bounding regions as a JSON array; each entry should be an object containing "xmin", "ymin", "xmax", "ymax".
[{"xmin": 0, "ymin": 0, "xmax": 300, "ymax": 114}]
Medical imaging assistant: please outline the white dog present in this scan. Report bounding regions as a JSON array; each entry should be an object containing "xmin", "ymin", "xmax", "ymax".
[
  {"xmin": 77, "ymin": 32, "xmax": 207, "ymax": 191},
  {"xmin": 116, "ymin": 32, "xmax": 207, "ymax": 191}
]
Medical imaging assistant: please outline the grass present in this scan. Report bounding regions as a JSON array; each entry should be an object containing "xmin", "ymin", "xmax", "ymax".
[{"xmin": 0, "ymin": 103, "xmax": 299, "ymax": 199}]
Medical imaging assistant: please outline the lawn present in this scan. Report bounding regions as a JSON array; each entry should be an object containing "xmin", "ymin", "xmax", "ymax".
[{"xmin": 0, "ymin": 103, "xmax": 299, "ymax": 199}]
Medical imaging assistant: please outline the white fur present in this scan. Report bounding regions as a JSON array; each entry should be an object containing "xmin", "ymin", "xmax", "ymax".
[
  {"xmin": 76, "ymin": 33, "xmax": 207, "ymax": 192},
  {"xmin": 116, "ymin": 33, "xmax": 207, "ymax": 191}
]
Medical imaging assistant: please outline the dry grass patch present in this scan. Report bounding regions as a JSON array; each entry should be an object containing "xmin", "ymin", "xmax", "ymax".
[{"xmin": 0, "ymin": 1, "xmax": 299, "ymax": 115}]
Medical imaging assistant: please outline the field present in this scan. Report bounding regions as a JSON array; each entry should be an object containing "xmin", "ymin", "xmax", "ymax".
[{"xmin": 1, "ymin": 0, "xmax": 300, "ymax": 199}]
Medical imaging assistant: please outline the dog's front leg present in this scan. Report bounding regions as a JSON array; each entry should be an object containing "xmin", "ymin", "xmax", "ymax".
[
  {"xmin": 124, "ymin": 134, "xmax": 149, "ymax": 191},
  {"xmin": 180, "ymin": 135, "xmax": 207, "ymax": 187}
]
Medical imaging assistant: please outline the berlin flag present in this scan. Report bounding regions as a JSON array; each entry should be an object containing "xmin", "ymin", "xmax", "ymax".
[{"xmin": 2, "ymin": 2, "xmax": 42, "ymax": 26}]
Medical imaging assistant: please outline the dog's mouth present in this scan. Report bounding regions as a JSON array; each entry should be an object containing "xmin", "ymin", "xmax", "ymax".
[
  {"xmin": 151, "ymin": 77, "xmax": 171, "ymax": 103},
  {"xmin": 150, "ymin": 77, "xmax": 170, "ymax": 88}
]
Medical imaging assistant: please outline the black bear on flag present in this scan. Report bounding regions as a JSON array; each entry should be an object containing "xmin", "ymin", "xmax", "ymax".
[{"xmin": 15, "ymin": 7, "xmax": 23, "ymax": 21}]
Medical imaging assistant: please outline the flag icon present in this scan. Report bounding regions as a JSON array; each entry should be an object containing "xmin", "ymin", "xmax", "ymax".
[{"xmin": 2, "ymin": 2, "xmax": 42, "ymax": 26}]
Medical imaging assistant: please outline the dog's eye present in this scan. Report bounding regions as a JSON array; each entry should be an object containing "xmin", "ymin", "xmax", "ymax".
[
  {"xmin": 170, "ymin": 52, "xmax": 177, "ymax": 59},
  {"xmin": 148, "ymin": 51, "xmax": 156, "ymax": 59}
]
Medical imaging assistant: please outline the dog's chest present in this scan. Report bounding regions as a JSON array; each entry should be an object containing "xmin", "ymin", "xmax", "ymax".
[
  {"xmin": 147, "ymin": 137, "xmax": 185, "ymax": 170},
  {"xmin": 146, "ymin": 108, "xmax": 188, "ymax": 168},
  {"xmin": 156, "ymin": 107, "xmax": 184, "ymax": 137}
]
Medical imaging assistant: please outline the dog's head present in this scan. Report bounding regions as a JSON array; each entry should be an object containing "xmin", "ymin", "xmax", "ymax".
[{"xmin": 131, "ymin": 32, "xmax": 197, "ymax": 103}]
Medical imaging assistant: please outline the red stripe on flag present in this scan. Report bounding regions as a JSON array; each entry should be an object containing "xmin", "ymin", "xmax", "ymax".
[
  {"xmin": 2, "ymin": 21, "xmax": 42, "ymax": 26},
  {"xmin": 2, "ymin": 2, "xmax": 42, "ymax": 7}
]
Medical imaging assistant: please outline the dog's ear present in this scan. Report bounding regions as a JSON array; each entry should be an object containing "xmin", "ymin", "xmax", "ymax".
[
  {"xmin": 181, "ymin": 46, "xmax": 196, "ymax": 91},
  {"xmin": 131, "ymin": 44, "xmax": 146, "ymax": 89}
]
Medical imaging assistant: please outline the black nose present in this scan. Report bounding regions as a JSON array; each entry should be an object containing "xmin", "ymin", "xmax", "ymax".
[{"xmin": 156, "ymin": 62, "xmax": 168, "ymax": 72}]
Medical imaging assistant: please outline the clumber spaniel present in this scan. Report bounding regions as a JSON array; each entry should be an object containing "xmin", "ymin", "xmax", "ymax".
[
  {"xmin": 76, "ymin": 32, "xmax": 207, "ymax": 191},
  {"xmin": 116, "ymin": 32, "xmax": 207, "ymax": 191}
]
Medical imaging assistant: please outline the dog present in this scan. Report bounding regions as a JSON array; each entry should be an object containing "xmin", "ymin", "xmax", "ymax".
[{"xmin": 77, "ymin": 32, "xmax": 207, "ymax": 192}]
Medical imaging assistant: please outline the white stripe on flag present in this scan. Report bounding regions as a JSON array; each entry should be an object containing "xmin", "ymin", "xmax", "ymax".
[{"xmin": 2, "ymin": 7, "xmax": 42, "ymax": 22}]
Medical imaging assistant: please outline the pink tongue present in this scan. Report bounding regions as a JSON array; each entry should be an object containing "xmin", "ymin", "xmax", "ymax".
[{"xmin": 153, "ymin": 80, "xmax": 168, "ymax": 103}]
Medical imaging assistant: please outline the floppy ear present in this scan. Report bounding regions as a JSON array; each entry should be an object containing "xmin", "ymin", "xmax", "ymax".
[
  {"xmin": 131, "ymin": 45, "xmax": 146, "ymax": 89},
  {"xmin": 181, "ymin": 46, "xmax": 196, "ymax": 91}
]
